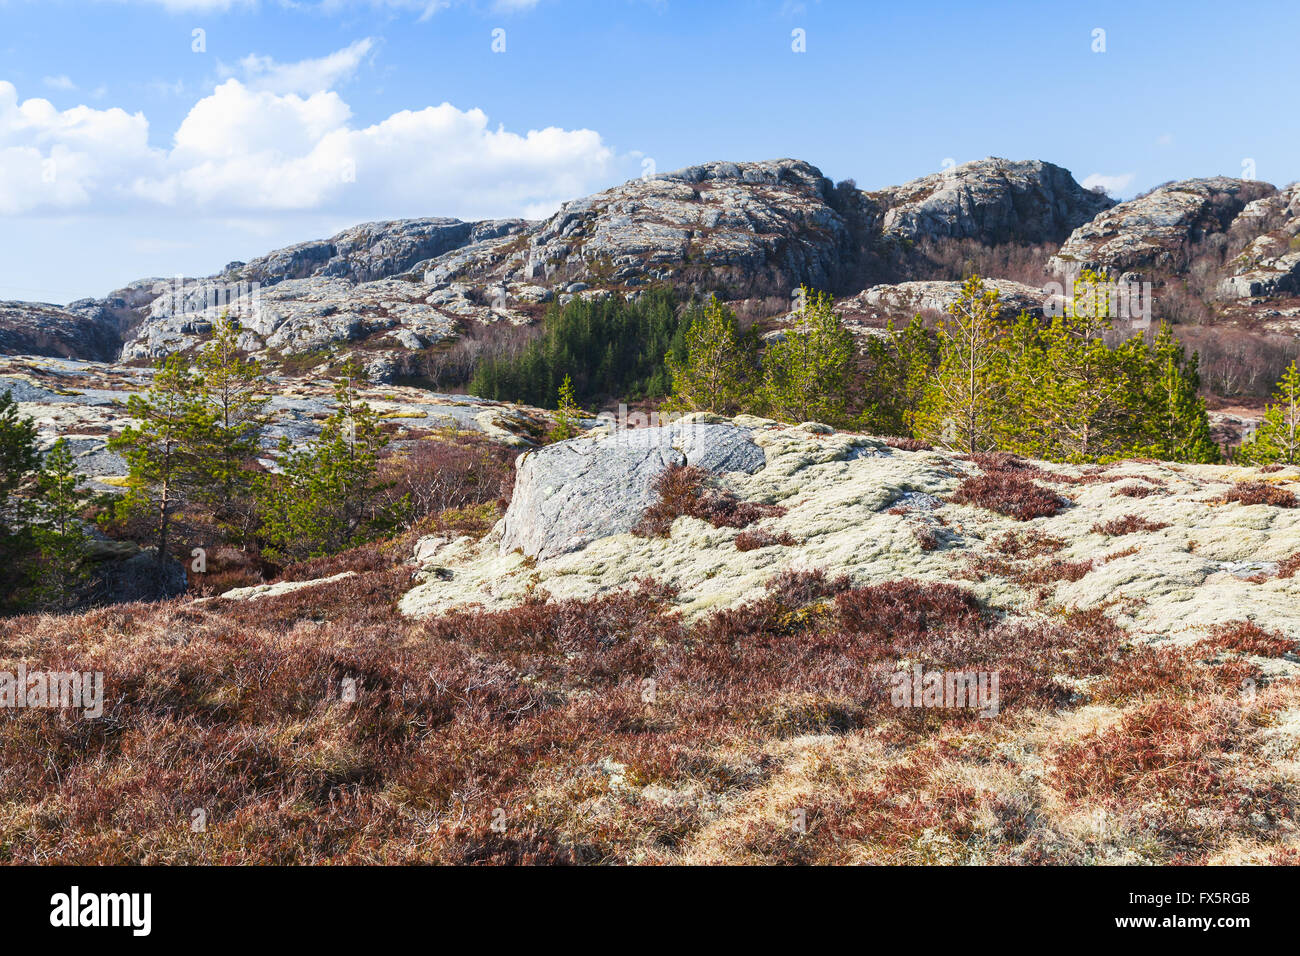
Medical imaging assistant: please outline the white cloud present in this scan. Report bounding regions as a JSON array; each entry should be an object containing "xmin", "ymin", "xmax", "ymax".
[
  {"xmin": 0, "ymin": 62, "xmax": 614, "ymax": 221},
  {"xmin": 1081, "ymin": 172, "xmax": 1135, "ymax": 196},
  {"xmin": 226, "ymin": 37, "xmax": 376, "ymax": 95},
  {"xmin": 0, "ymin": 81, "xmax": 157, "ymax": 214},
  {"xmin": 42, "ymin": 75, "xmax": 77, "ymax": 91}
]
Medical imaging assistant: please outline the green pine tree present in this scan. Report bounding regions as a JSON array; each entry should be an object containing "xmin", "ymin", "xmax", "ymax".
[
  {"xmin": 107, "ymin": 353, "xmax": 210, "ymax": 568},
  {"xmin": 1023, "ymin": 269, "xmax": 1140, "ymax": 462},
  {"xmin": 31, "ymin": 438, "xmax": 93, "ymax": 611},
  {"xmin": 1139, "ymin": 323, "xmax": 1219, "ymax": 463},
  {"xmin": 550, "ymin": 374, "xmax": 582, "ymax": 441},
  {"xmin": 994, "ymin": 308, "xmax": 1050, "ymax": 455},
  {"xmin": 257, "ymin": 363, "xmax": 396, "ymax": 563},
  {"xmin": 191, "ymin": 314, "xmax": 269, "ymax": 539},
  {"xmin": 916, "ymin": 275, "xmax": 1006, "ymax": 453},
  {"xmin": 0, "ymin": 389, "xmax": 40, "ymax": 609},
  {"xmin": 759, "ymin": 287, "xmax": 855, "ymax": 426},
  {"xmin": 1240, "ymin": 361, "xmax": 1300, "ymax": 465},
  {"xmin": 664, "ymin": 295, "xmax": 756, "ymax": 415},
  {"xmin": 858, "ymin": 313, "xmax": 935, "ymax": 437}
]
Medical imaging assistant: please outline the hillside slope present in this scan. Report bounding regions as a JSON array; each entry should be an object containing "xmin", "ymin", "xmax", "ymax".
[{"xmin": 3, "ymin": 416, "xmax": 1298, "ymax": 865}]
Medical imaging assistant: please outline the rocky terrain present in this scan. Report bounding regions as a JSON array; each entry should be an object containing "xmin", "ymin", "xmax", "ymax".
[
  {"xmin": 1, "ymin": 157, "xmax": 1124, "ymax": 377},
  {"xmin": 400, "ymin": 416, "xmax": 1300, "ymax": 643},
  {"xmin": 834, "ymin": 278, "xmax": 1048, "ymax": 325},
  {"xmin": 6, "ymin": 156, "xmax": 1297, "ymax": 393},
  {"xmin": 0, "ymin": 353, "xmax": 562, "ymax": 492},
  {"xmin": 6, "ymin": 155, "xmax": 1297, "ymax": 401},
  {"xmin": 1050, "ymin": 178, "xmax": 1300, "ymax": 334},
  {"xmin": 5, "ymin": 412, "xmax": 1298, "ymax": 865},
  {"xmin": 865, "ymin": 158, "xmax": 1114, "ymax": 247}
]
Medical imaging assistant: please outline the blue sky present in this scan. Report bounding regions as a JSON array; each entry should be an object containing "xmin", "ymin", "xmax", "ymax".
[{"xmin": 2, "ymin": 0, "xmax": 1297, "ymax": 303}]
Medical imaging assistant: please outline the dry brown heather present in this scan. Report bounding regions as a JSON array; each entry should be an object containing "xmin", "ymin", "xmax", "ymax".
[
  {"xmin": 2, "ymin": 542, "xmax": 1298, "ymax": 865},
  {"xmin": 3, "ymin": 417, "xmax": 1300, "ymax": 865}
]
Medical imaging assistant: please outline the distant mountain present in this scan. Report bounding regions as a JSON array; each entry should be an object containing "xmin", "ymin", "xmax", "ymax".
[{"xmin": 4, "ymin": 156, "xmax": 1296, "ymax": 377}]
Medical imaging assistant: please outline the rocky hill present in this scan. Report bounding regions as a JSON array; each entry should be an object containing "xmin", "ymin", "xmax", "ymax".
[
  {"xmin": 865, "ymin": 157, "xmax": 1114, "ymax": 247},
  {"xmin": 1, "ymin": 157, "xmax": 1116, "ymax": 372},
  {"xmin": 4, "ymin": 155, "xmax": 1298, "ymax": 392},
  {"xmin": 1049, "ymin": 178, "xmax": 1300, "ymax": 332}
]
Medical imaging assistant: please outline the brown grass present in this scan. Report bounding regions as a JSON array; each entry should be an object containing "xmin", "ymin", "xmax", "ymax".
[
  {"xmin": 1221, "ymin": 481, "xmax": 1299, "ymax": 508},
  {"xmin": 1091, "ymin": 514, "xmax": 1171, "ymax": 536},
  {"xmin": 634, "ymin": 465, "xmax": 786, "ymax": 537},
  {"xmin": 1206, "ymin": 620, "xmax": 1295, "ymax": 658},
  {"xmin": 951, "ymin": 472, "xmax": 1068, "ymax": 521},
  {"xmin": 1, "ymin": 539, "xmax": 1294, "ymax": 865}
]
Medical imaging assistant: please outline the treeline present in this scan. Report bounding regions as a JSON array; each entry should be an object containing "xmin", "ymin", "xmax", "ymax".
[
  {"xmin": 469, "ymin": 287, "xmax": 688, "ymax": 408},
  {"xmin": 668, "ymin": 272, "xmax": 1300, "ymax": 466},
  {"xmin": 1, "ymin": 317, "xmax": 510, "ymax": 613}
]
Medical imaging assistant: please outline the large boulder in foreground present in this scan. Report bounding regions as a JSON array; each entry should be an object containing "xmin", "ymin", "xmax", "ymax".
[{"xmin": 499, "ymin": 422, "xmax": 767, "ymax": 560}]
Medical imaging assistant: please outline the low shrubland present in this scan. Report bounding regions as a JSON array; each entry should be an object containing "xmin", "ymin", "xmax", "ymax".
[{"xmin": 2, "ymin": 558, "xmax": 1294, "ymax": 865}]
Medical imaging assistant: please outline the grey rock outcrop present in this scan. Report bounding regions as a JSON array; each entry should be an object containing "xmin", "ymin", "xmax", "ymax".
[
  {"xmin": 415, "ymin": 158, "xmax": 860, "ymax": 298},
  {"xmin": 220, "ymin": 217, "xmax": 528, "ymax": 287},
  {"xmin": 411, "ymin": 157, "xmax": 1110, "ymax": 299},
  {"xmin": 499, "ymin": 422, "xmax": 768, "ymax": 560},
  {"xmin": 837, "ymin": 278, "xmax": 1047, "ymax": 323},
  {"xmin": 120, "ymin": 275, "xmax": 470, "ymax": 364},
  {"xmin": 866, "ymin": 158, "xmax": 1115, "ymax": 247},
  {"xmin": 1216, "ymin": 251, "xmax": 1300, "ymax": 300},
  {"xmin": 0, "ymin": 300, "xmax": 126, "ymax": 361},
  {"xmin": 1048, "ymin": 177, "xmax": 1278, "ymax": 275}
]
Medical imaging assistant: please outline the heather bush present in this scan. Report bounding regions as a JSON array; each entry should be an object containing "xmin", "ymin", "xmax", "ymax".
[
  {"xmin": 1091, "ymin": 514, "xmax": 1171, "ymax": 535},
  {"xmin": 734, "ymin": 528, "xmax": 797, "ymax": 552},
  {"xmin": 1278, "ymin": 552, "xmax": 1300, "ymax": 579},
  {"xmin": 950, "ymin": 471, "xmax": 1068, "ymax": 520},
  {"xmin": 634, "ymin": 464, "xmax": 785, "ymax": 537},
  {"xmin": 1114, "ymin": 483, "xmax": 1166, "ymax": 498},
  {"xmin": 1206, "ymin": 620, "xmax": 1294, "ymax": 657},
  {"xmin": 1221, "ymin": 481, "xmax": 1298, "ymax": 508}
]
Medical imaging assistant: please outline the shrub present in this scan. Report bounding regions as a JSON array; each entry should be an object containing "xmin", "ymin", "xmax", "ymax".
[
  {"xmin": 913, "ymin": 525, "xmax": 940, "ymax": 551},
  {"xmin": 1221, "ymin": 481, "xmax": 1298, "ymax": 508},
  {"xmin": 734, "ymin": 528, "xmax": 797, "ymax": 552},
  {"xmin": 1018, "ymin": 559, "xmax": 1093, "ymax": 584},
  {"xmin": 970, "ymin": 451, "xmax": 1035, "ymax": 473},
  {"xmin": 1114, "ymin": 484, "xmax": 1165, "ymax": 498},
  {"xmin": 883, "ymin": 437, "xmax": 933, "ymax": 452},
  {"xmin": 834, "ymin": 579, "xmax": 984, "ymax": 637},
  {"xmin": 1277, "ymin": 552, "xmax": 1300, "ymax": 579},
  {"xmin": 1053, "ymin": 699, "xmax": 1247, "ymax": 803},
  {"xmin": 950, "ymin": 472, "xmax": 1067, "ymax": 520},
  {"xmin": 766, "ymin": 567, "xmax": 851, "ymax": 606},
  {"xmin": 634, "ymin": 464, "xmax": 785, "ymax": 537},
  {"xmin": 379, "ymin": 432, "xmax": 514, "ymax": 523},
  {"xmin": 1207, "ymin": 620, "xmax": 1294, "ymax": 657},
  {"xmin": 1091, "ymin": 514, "xmax": 1171, "ymax": 535}
]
